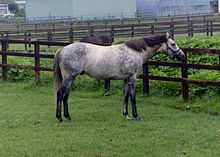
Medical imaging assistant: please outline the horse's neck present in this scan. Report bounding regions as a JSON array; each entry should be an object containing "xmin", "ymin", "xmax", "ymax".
[{"xmin": 143, "ymin": 45, "xmax": 162, "ymax": 63}]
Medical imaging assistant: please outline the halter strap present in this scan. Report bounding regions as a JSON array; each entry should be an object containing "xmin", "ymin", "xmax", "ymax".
[{"xmin": 166, "ymin": 42, "xmax": 180, "ymax": 54}]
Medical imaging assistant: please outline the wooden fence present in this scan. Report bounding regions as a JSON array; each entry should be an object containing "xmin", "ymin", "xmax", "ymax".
[
  {"xmin": 1, "ymin": 15, "xmax": 220, "ymax": 44},
  {"xmin": 0, "ymin": 39, "xmax": 219, "ymax": 100}
]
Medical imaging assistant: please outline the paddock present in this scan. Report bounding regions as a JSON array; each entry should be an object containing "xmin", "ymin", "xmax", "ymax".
[
  {"xmin": 0, "ymin": 15, "xmax": 220, "ymax": 156},
  {"xmin": 0, "ymin": 82, "xmax": 219, "ymax": 156}
]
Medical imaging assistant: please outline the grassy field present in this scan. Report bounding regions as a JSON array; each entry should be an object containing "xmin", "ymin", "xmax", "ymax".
[{"xmin": 0, "ymin": 81, "xmax": 219, "ymax": 157}]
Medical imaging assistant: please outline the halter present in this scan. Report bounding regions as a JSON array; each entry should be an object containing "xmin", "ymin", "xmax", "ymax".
[{"xmin": 166, "ymin": 42, "xmax": 181, "ymax": 54}]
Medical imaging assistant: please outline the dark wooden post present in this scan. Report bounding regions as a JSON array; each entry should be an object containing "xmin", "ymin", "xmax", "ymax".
[
  {"xmin": 28, "ymin": 32, "xmax": 31, "ymax": 48},
  {"xmin": 143, "ymin": 63, "xmax": 149, "ymax": 94},
  {"xmin": 150, "ymin": 24, "xmax": 155, "ymax": 35},
  {"xmin": 190, "ymin": 22, "xmax": 193, "ymax": 37},
  {"xmin": 24, "ymin": 32, "xmax": 27, "ymax": 50},
  {"xmin": 69, "ymin": 27, "xmax": 74, "ymax": 43},
  {"xmin": 2, "ymin": 41, "xmax": 8, "ymax": 80},
  {"xmin": 47, "ymin": 31, "xmax": 52, "ymax": 41},
  {"xmin": 111, "ymin": 25, "xmax": 114, "ymax": 43},
  {"xmin": 104, "ymin": 79, "xmax": 110, "ymax": 92},
  {"xmin": 170, "ymin": 18, "xmax": 174, "ymax": 38},
  {"xmin": 47, "ymin": 31, "xmax": 52, "ymax": 48},
  {"xmin": 138, "ymin": 19, "xmax": 141, "ymax": 24},
  {"xmin": 210, "ymin": 21, "xmax": 213, "ymax": 37},
  {"xmin": 17, "ymin": 23, "xmax": 20, "ymax": 33},
  {"xmin": 131, "ymin": 25, "xmax": 134, "ymax": 39},
  {"xmin": 52, "ymin": 23, "xmax": 55, "ymax": 32},
  {"xmin": 34, "ymin": 43, "xmax": 40, "ymax": 83},
  {"xmin": 104, "ymin": 21, "xmax": 107, "ymax": 33},
  {"xmin": 187, "ymin": 16, "xmax": 191, "ymax": 37},
  {"xmin": 90, "ymin": 27, "xmax": 94, "ymax": 36},
  {"xmin": 206, "ymin": 21, "xmax": 209, "ymax": 36},
  {"xmin": 203, "ymin": 16, "xmax": 208, "ymax": 36},
  {"xmin": 181, "ymin": 53, "xmax": 189, "ymax": 101}
]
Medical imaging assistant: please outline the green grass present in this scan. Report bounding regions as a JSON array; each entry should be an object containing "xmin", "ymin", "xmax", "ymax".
[{"xmin": 0, "ymin": 82, "xmax": 219, "ymax": 157}]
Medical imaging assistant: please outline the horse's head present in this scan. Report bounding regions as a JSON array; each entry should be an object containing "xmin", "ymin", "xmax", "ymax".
[{"xmin": 158, "ymin": 32, "xmax": 185, "ymax": 61}]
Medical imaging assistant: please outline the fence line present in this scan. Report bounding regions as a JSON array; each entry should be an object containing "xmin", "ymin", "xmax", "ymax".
[
  {"xmin": 1, "ymin": 15, "xmax": 220, "ymax": 45},
  {"xmin": 0, "ymin": 39, "xmax": 219, "ymax": 100}
]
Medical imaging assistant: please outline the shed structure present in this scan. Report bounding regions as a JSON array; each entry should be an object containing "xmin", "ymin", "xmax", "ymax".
[
  {"xmin": 137, "ymin": 0, "xmax": 211, "ymax": 17},
  {"xmin": 26, "ymin": 0, "xmax": 136, "ymax": 20}
]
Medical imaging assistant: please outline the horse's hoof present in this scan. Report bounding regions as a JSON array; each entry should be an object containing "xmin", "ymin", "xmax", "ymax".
[
  {"xmin": 58, "ymin": 118, "xmax": 63, "ymax": 122},
  {"xmin": 56, "ymin": 116, "xmax": 63, "ymax": 122},
  {"xmin": 125, "ymin": 115, "xmax": 131, "ymax": 120},
  {"xmin": 65, "ymin": 116, "xmax": 72, "ymax": 121},
  {"xmin": 135, "ymin": 116, "xmax": 143, "ymax": 121}
]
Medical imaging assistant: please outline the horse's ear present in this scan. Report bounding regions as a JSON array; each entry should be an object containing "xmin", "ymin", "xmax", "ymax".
[{"xmin": 166, "ymin": 32, "xmax": 170, "ymax": 39}]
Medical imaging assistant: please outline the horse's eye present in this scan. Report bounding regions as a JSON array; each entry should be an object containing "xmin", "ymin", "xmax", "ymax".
[{"xmin": 171, "ymin": 43, "xmax": 176, "ymax": 46}]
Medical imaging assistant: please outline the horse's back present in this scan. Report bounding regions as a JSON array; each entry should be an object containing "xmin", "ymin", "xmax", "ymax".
[{"xmin": 59, "ymin": 42, "xmax": 142, "ymax": 80}]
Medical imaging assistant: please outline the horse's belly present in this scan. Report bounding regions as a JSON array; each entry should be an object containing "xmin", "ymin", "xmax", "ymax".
[{"xmin": 84, "ymin": 62, "xmax": 122, "ymax": 79}]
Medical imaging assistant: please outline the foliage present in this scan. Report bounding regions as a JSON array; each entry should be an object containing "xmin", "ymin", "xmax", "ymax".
[
  {"xmin": 15, "ymin": 9, "xmax": 25, "ymax": 18},
  {"xmin": 1, "ymin": 37, "xmax": 220, "ymax": 98},
  {"xmin": 147, "ymin": 37, "xmax": 220, "ymax": 97},
  {"xmin": 8, "ymin": 1, "xmax": 19, "ymax": 14},
  {"xmin": 177, "ymin": 37, "xmax": 220, "ymax": 49}
]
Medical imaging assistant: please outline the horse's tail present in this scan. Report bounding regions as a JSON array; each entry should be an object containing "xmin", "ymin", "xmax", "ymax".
[{"xmin": 53, "ymin": 49, "xmax": 62, "ymax": 105}]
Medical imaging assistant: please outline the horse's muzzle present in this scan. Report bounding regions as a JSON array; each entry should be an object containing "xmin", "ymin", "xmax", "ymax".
[{"xmin": 175, "ymin": 49, "xmax": 185, "ymax": 62}]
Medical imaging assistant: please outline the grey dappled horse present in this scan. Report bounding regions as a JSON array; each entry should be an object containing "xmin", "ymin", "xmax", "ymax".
[{"xmin": 53, "ymin": 33, "xmax": 185, "ymax": 122}]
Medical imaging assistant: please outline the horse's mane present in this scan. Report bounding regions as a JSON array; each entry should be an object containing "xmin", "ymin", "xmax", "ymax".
[{"xmin": 125, "ymin": 35, "xmax": 167, "ymax": 52}]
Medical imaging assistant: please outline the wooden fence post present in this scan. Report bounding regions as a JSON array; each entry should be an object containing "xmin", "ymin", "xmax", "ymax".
[
  {"xmin": 170, "ymin": 18, "xmax": 174, "ymax": 38},
  {"xmin": 190, "ymin": 22, "xmax": 193, "ymax": 37},
  {"xmin": 90, "ymin": 27, "xmax": 94, "ymax": 36},
  {"xmin": 69, "ymin": 27, "xmax": 74, "ymax": 43},
  {"xmin": 104, "ymin": 79, "xmax": 110, "ymax": 92},
  {"xmin": 150, "ymin": 24, "xmax": 154, "ymax": 35},
  {"xmin": 2, "ymin": 41, "xmax": 8, "ymax": 80},
  {"xmin": 28, "ymin": 32, "xmax": 31, "ymax": 48},
  {"xmin": 24, "ymin": 32, "xmax": 27, "ymax": 50},
  {"xmin": 143, "ymin": 63, "xmax": 149, "ymax": 94},
  {"xmin": 34, "ymin": 43, "xmax": 40, "ymax": 83},
  {"xmin": 47, "ymin": 31, "xmax": 53, "ymax": 41},
  {"xmin": 47, "ymin": 31, "xmax": 52, "ymax": 48},
  {"xmin": 206, "ymin": 21, "xmax": 209, "ymax": 36},
  {"xmin": 111, "ymin": 26, "xmax": 114, "ymax": 43},
  {"xmin": 187, "ymin": 17, "xmax": 191, "ymax": 37},
  {"xmin": 181, "ymin": 53, "xmax": 189, "ymax": 101},
  {"xmin": 210, "ymin": 21, "xmax": 213, "ymax": 37},
  {"xmin": 131, "ymin": 25, "xmax": 134, "ymax": 39}
]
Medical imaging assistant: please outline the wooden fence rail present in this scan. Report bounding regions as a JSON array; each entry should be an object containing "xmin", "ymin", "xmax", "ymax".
[
  {"xmin": 0, "ymin": 39, "xmax": 219, "ymax": 100},
  {"xmin": 1, "ymin": 15, "xmax": 220, "ymax": 44}
]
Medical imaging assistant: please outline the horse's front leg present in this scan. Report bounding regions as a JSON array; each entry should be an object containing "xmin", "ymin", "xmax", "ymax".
[
  {"xmin": 123, "ymin": 80, "xmax": 131, "ymax": 120},
  {"xmin": 127, "ymin": 75, "xmax": 142, "ymax": 121}
]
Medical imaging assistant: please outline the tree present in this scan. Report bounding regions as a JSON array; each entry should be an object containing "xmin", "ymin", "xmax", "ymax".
[
  {"xmin": 8, "ymin": 1, "xmax": 19, "ymax": 14},
  {"xmin": 15, "ymin": 9, "xmax": 25, "ymax": 17}
]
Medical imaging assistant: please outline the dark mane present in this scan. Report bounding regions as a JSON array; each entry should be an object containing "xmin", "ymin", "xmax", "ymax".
[{"xmin": 125, "ymin": 35, "xmax": 167, "ymax": 52}]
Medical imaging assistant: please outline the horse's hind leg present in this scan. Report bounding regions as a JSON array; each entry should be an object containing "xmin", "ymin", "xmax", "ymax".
[
  {"xmin": 56, "ymin": 77, "xmax": 74, "ymax": 122},
  {"xmin": 63, "ymin": 77, "xmax": 76, "ymax": 121},
  {"xmin": 63, "ymin": 92, "xmax": 71, "ymax": 120},
  {"xmin": 56, "ymin": 91, "xmax": 63, "ymax": 122},
  {"xmin": 123, "ymin": 79, "xmax": 131, "ymax": 119}
]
